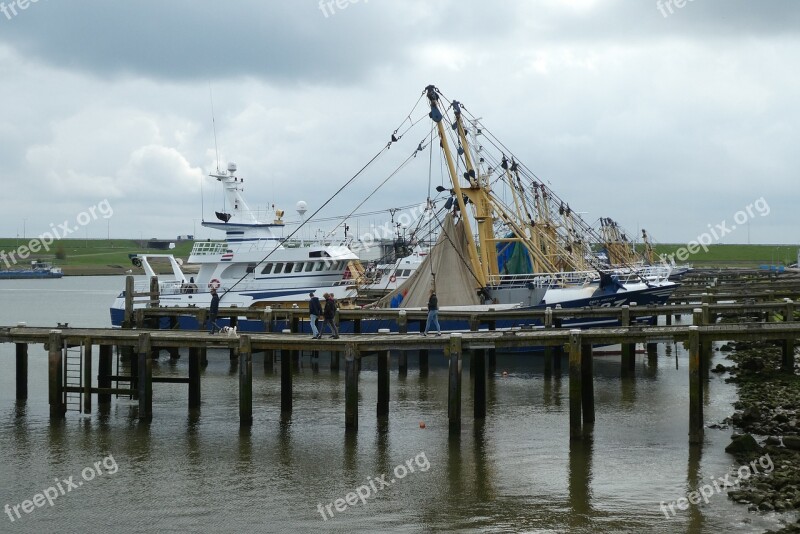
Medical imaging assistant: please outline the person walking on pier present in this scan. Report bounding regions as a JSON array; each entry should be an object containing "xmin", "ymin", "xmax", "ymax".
[
  {"xmin": 323, "ymin": 293, "xmax": 339, "ymax": 339},
  {"xmin": 208, "ymin": 287, "xmax": 220, "ymax": 334},
  {"xmin": 423, "ymin": 289, "xmax": 441, "ymax": 336},
  {"xmin": 309, "ymin": 291, "xmax": 323, "ymax": 339}
]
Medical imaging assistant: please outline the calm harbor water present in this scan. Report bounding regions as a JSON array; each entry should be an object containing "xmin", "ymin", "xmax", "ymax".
[{"xmin": 0, "ymin": 276, "xmax": 791, "ymax": 533}]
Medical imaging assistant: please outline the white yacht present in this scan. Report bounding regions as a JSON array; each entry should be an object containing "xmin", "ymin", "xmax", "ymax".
[{"xmin": 110, "ymin": 163, "xmax": 358, "ymax": 327}]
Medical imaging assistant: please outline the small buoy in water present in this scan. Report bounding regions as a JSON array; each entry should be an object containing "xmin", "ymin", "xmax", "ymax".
[
  {"xmin": 419, "ymin": 421, "xmax": 426, "ymax": 429},
  {"xmin": 502, "ymin": 371, "xmax": 509, "ymax": 377}
]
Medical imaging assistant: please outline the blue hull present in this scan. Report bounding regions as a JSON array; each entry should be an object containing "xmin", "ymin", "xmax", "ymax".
[{"xmin": 109, "ymin": 284, "xmax": 676, "ymax": 334}]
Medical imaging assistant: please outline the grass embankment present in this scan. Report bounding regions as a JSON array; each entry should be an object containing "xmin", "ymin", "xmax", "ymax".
[
  {"xmin": 1, "ymin": 239, "xmax": 797, "ymax": 275},
  {"xmin": 646, "ymin": 244, "xmax": 798, "ymax": 268},
  {"xmin": 0, "ymin": 238, "xmax": 195, "ymax": 275}
]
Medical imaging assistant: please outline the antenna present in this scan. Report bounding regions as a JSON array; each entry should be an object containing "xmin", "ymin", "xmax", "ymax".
[{"xmin": 209, "ymin": 84, "xmax": 220, "ymax": 174}]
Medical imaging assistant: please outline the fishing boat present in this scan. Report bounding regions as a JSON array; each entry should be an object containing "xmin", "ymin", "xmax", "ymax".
[
  {"xmin": 0, "ymin": 261, "xmax": 63, "ymax": 279},
  {"xmin": 109, "ymin": 162, "xmax": 359, "ymax": 328},
  {"xmin": 371, "ymin": 85, "xmax": 678, "ymax": 330},
  {"xmin": 360, "ymin": 245, "xmax": 427, "ymax": 297}
]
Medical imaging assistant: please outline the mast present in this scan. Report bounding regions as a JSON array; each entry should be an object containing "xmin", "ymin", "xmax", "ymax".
[
  {"xmin": 452, "ymin": 100, "xmax": 499, "ymax": 280},
  {"xmin": 425, "ymin": 85, "xmax": 487, "ymax": 288}
]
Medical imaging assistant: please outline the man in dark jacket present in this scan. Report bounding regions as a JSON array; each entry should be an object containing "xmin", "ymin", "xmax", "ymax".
[
  {"xmin": 423, "ymin": 289, "xmax": 441, "ymax": 336},
  {"xmin": 323, "ymin": 293, "xmax": 339, "ymax": 339},
  {"xmin": 309, "ymin": 291, "xmax": 323, "ymax": 339},
  {"xmin": 208, "ymin": 288, "xmax": 220, "ymax": 334}
]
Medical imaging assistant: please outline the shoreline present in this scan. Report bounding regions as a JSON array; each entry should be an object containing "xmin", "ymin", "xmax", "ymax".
[{"xmin": 718, "ymin": 336, "xmax": 800, "ymax": 532}]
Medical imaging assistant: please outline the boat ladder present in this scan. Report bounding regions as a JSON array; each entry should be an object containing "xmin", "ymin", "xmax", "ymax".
[{"xmin": 63, "ymin": 342, "xmax": 83, "ymax": 413}]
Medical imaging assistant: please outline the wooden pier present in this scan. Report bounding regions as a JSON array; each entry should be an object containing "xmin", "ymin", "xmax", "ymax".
[{"xmin": 2, "ymin": 300, "xmax": 799, "ymax": 444}]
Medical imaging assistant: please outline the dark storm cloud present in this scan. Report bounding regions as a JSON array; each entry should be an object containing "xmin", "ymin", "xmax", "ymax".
[
  {"xmin": 3, "ymin": 1, "xmax": 797, "ymax": 84},
  {"xmin": 0, "ymin": 0, "xmax": 414, "ymax": 82}
]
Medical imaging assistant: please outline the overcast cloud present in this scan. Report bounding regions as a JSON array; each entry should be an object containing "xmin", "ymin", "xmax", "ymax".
[{"xmin": 0, "ymin": 0, "xmax": 797, "ymax": 246}]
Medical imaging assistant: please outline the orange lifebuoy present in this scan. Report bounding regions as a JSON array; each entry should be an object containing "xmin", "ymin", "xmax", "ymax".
[
  {"xmin": 208, "ymin": 278, "xmax": 221, "ymax": 290},
  {"xmin": 389, "ymin": 274, "xmax": 397, "ymax": 283}
]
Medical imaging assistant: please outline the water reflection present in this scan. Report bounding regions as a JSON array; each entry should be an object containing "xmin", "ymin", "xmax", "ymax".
[
  {"xmin": 686, "ymin": 443, "xmax": 705, "ymax": 532},
  {"xmin": 568, "ymin": 434, "xmax": 594, "ymax": 530},
  {"xmin": 472, "ymin": 421, "xmax": 494, "ymax": 504},
  {"xmin": 344, "ymin": 430, "xmax": 358, "ymax": 474}
]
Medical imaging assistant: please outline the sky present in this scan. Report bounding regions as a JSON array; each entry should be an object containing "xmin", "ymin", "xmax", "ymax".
[{"xmin": 0, "ymin": 0, "xmax": 798, "ymax": 248}]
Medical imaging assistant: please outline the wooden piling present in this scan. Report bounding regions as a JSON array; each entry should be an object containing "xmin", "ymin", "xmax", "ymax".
[
  {"xmin": 149, "ymin": 276, "xmax": 159, "ymax": 307},
  {"xmin": 569, "ymin": 330, "xmax": 582, "ymax": 440},
  {"xmin": 419, "ymin": 349, "xmax": 429, "ymax": 377},
  {"xmin": 693, "ymin": 308, "xmax": 711, "ymax": 377},
  {"xmin": 377, "ymin": 350, "xmax": 390, "ymax": 417},
  {"xmin": 264, "ymin": 349, "xmax": 274, "ymax": 374},
  {"xmin": 398, "ymin": 352, "xmax": 408, "ymax": 377},
  {"xmin": 330, "ymin": 350, "xmax": 340, "ymax": 372},
  {"xmin": 239, "ymin": 335, "xmax": 253, "ymax": 426},
  {"xmin": 15, "ymin": 342, "xmax": 27, "ymax": 400},
  {"xmin": 448, "ymin": 334, "xmax": 463, "ymax": 434},
  {"xmin": 345, "ymin": 344, "xmax": 359, "ymax": 431},
  {"xmin": 189, "ymin": 347, "xmax": 201, "ymax": 409},
  {"xmin": 137, "ymin": 333, "xmax": 153, "ymax": 422},
  {"xmin": 83, "ymin": 337, "xmax": 92, "ymax": 414},
  {"xmin": 620, "ymin": 306, "xmax": 635, "ymax": 377},
  {"xmin": 98, "ymin": 345, "xmax": 112, "ymax": 405},
  {"xmin": 783, "ymin": 339, "xmax": 795, "ymax": 373},
  {"xmin": 553, "ymin": 345, "xmax": 563, "ymax": 376},
  {"xmin": 124, "ymin": 276, "xmax": 134, "ymax": 328},
  {"xmin": 398, "ymin": 310, "xmax": 408, "ymax": 334},
  {"xmin": 783, "ymin": 300, "xmax": 795, "ymax": 373},
  {"xmin": 281, "ymin": 349, "xmax": 292, "ymax": 413},
  {"xmin": 581, "ymin": 341, "xmax": 594, "ymax": 425},
  {"xmin": 487, "ymin": 320, "xmax": 497, "ymax": 375},
  {"xmin": 543, "ymin": 346, "xmax": 553, "ymax": 379},
  {"xmin": 290, "ymin": 314, "xmax": 300, "ymax": 370},
  {"xmin": 229, "ymin": 316, "xmax": 239, "ymax": 360},
  {"xmin": 473, "ymin": 348, "xmax": 487, "ymax": 419},
  {"xmin": 196, "ymin": 310, "xmax": 208, "ymax": 366},
  {"xmin": 48, "ymin": 330, "xmax": 64, "ymax": 419},
  {"xmin": 688, "ymin": 326, "xmax": 703, "ymax": 444}
]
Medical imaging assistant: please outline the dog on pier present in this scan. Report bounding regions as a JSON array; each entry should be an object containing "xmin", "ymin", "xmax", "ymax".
[{"xmin": 219, "ymin": 325, "xmax": 238, "ymax": 337}]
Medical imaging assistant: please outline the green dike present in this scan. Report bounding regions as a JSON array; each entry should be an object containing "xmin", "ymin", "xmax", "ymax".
[
  {"xmin": 0, "ymin": 238, "xmax": 196, "ymax": 275},
  {"xmin": 1, "ymin": 238, "xmax": 797, "ymax": 274},
  {"xmin": 639, "ymin": 244, "xmax": 799, "ymax": 268}
]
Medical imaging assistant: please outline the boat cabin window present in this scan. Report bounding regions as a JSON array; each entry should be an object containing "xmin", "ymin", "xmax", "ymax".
[
  {"xmin": 284, "ymin": 262, "xmax": 294, "ymax": 273},
  {"xmin": 246, "ymin": 263, "xmax": 256, "ymax": 274},
  {"xmin": 309, "ymin": 251, "xmax": 331, "ymax": 258},
  {"xmin": 315, "ymin": 262, "xmax": 325, "ymax": 271},
  {"xmin": 294, "ymin": 262, "xmax": 304, "ymax": 273},
  {"xmin": 401, "ymin": 270, "xmax": 411, "ymax": 277},
  {"xmin": 261, "ymin": 263, "xmax": 273, "ymax": 275},
  {"xmin": 304, "ymin": 262, "xmax": 314, "ymax": 272},
  {"xmin": 274, "ymin": 263, "xmax": 284, "ymax": 274}
]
